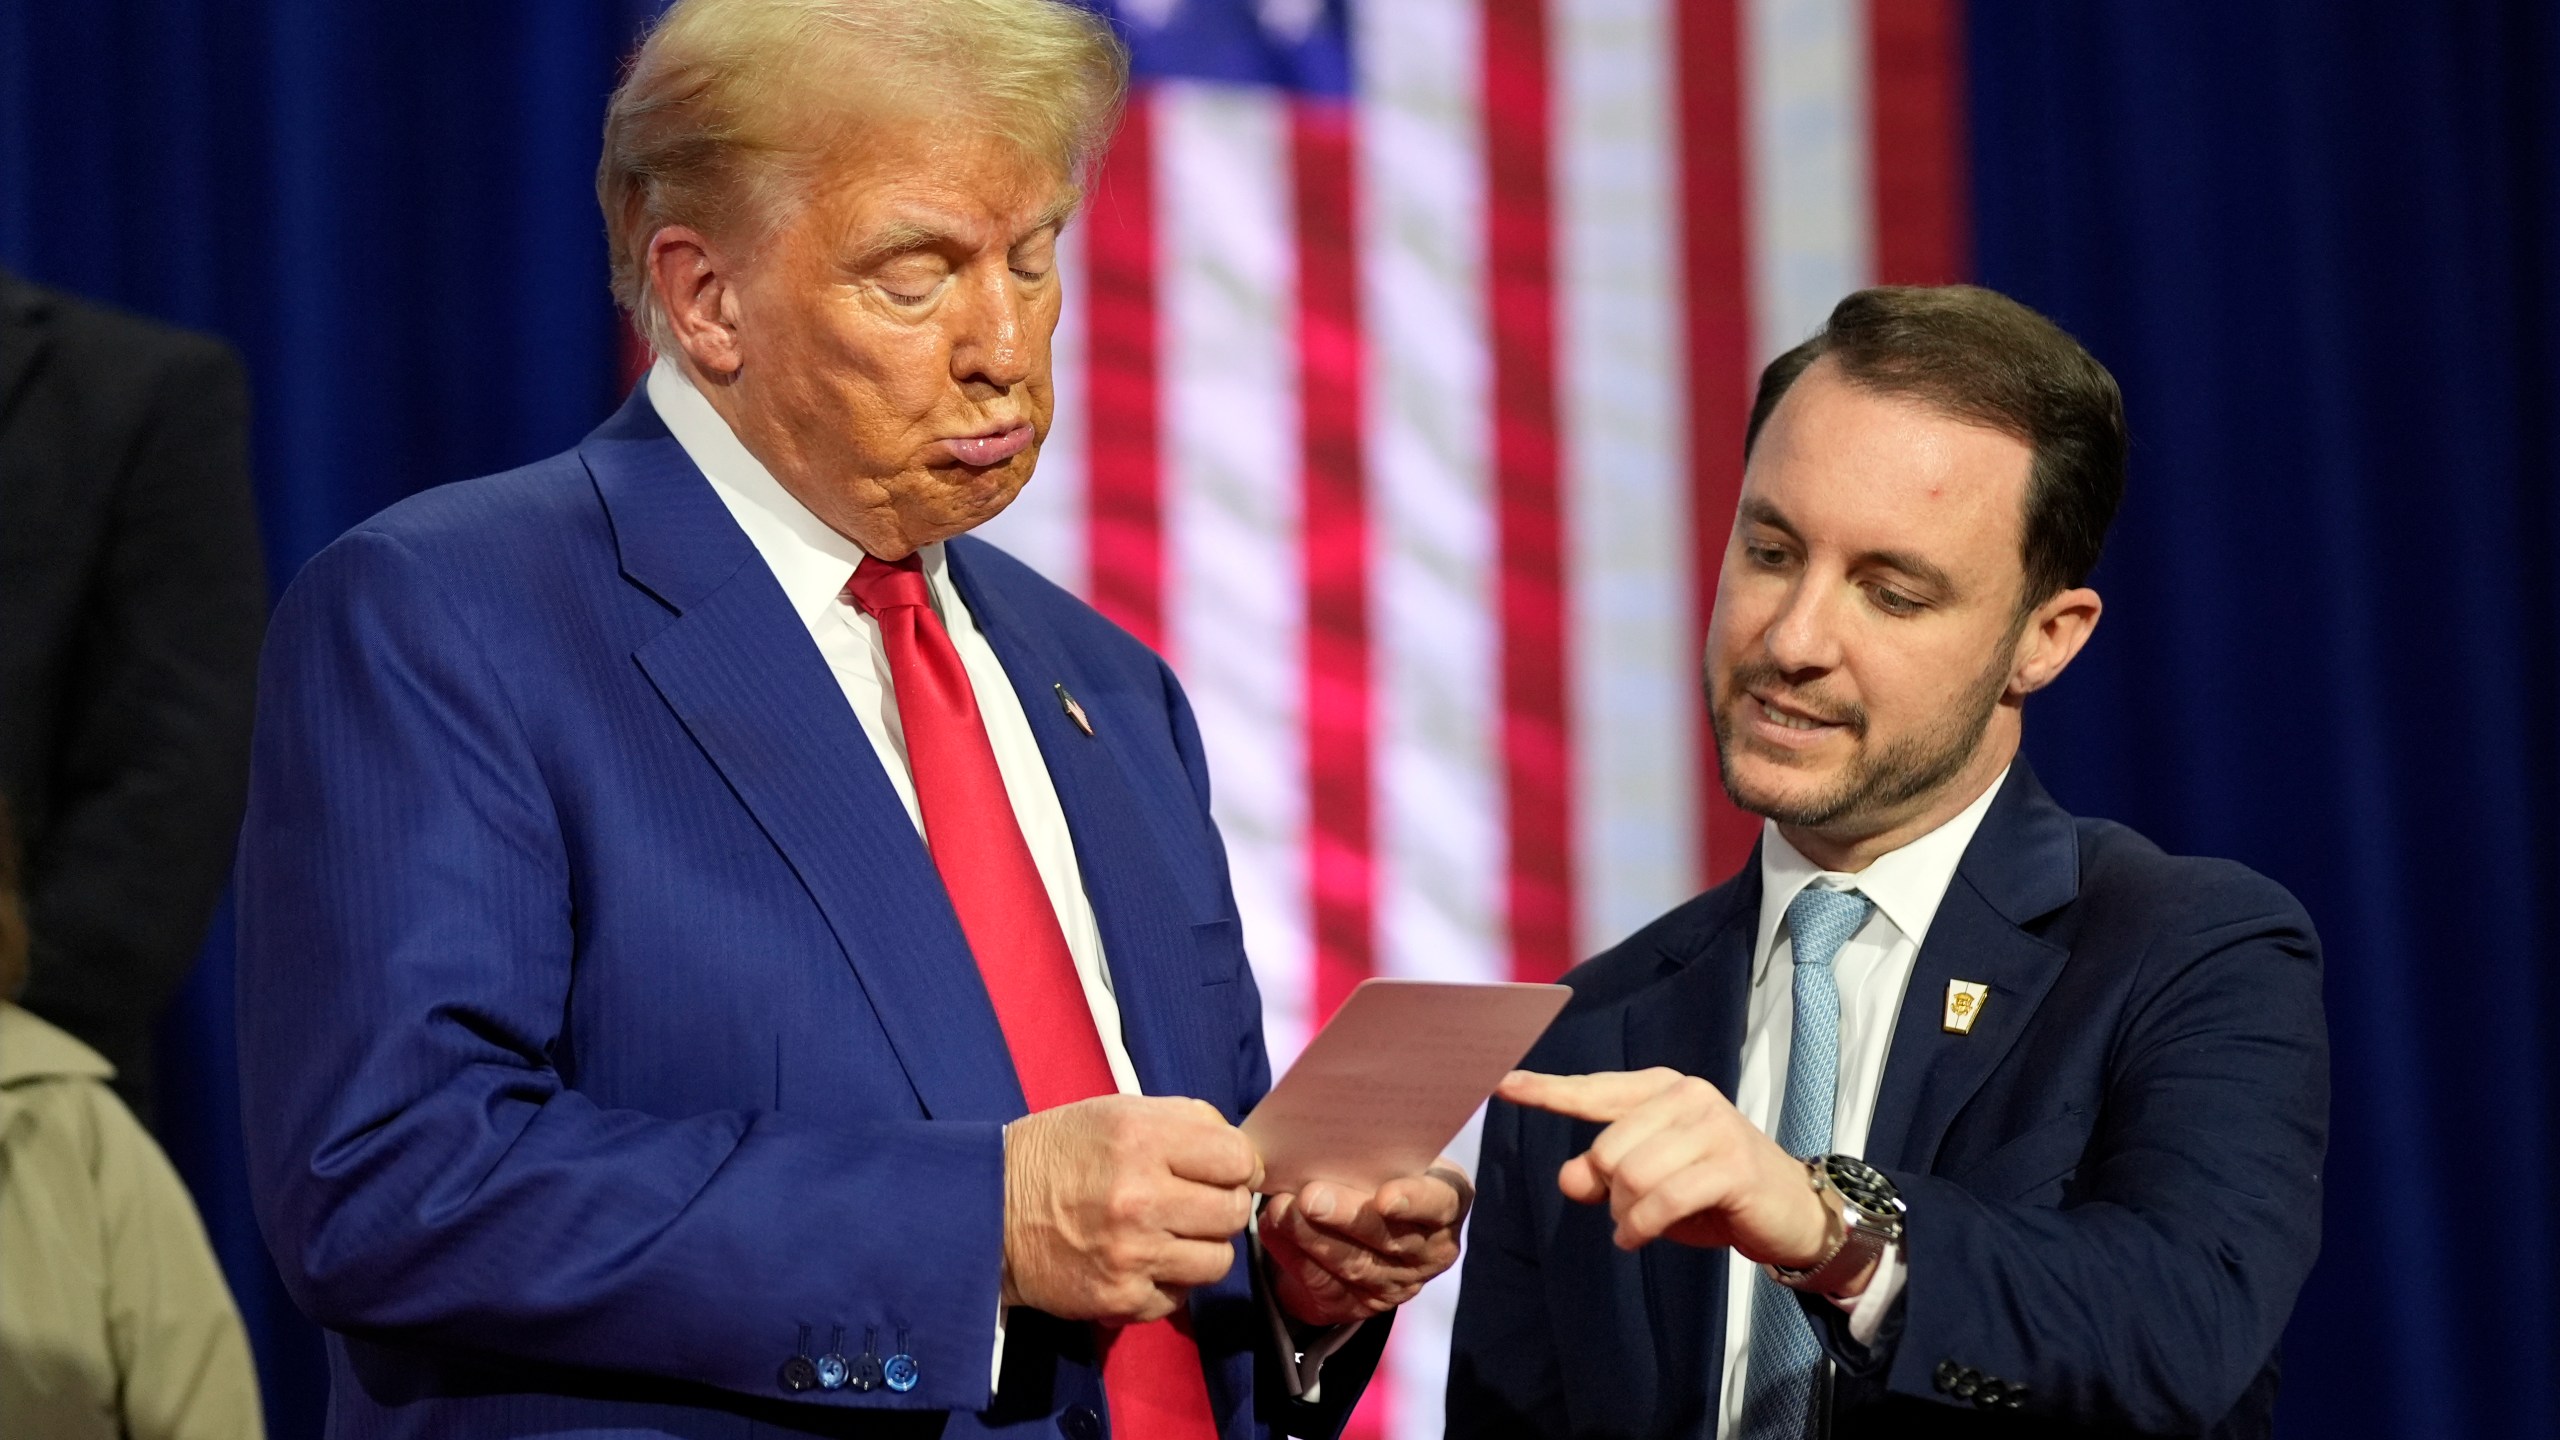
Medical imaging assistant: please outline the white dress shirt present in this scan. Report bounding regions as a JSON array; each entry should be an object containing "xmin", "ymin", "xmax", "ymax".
[
  {"xmin": 648, "ymin": 362, "xmax": 1139, "ymax": 1385},
  {"xmin": 1713, "ymin": 768, "xmax": 2010, "ymax": 1439},
  {"xmin": 648, "ymin": 361, "xmax": 1142, "ymax": 1098}
]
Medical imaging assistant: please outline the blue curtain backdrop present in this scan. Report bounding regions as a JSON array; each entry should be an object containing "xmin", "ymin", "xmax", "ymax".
[
  {"xmin": 1973, "ymin": 2, "xmax": 2560, "ymax": 1435},
  {"xmin": 0, "ymin": 4, "xmax": 657, "ymax": 1435},
  {"xmin": 3, "ymin": 3, "xmax": 2555, "ymax": 1437}
]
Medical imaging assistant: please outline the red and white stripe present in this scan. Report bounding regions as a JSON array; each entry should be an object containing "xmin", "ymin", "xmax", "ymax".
[{"xmin": 971, "ymin": 3, "xmax": 1965, "ymax": 1433}]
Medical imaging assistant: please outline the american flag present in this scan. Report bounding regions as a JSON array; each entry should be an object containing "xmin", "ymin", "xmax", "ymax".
[{"xmin": 972, "ymin": 2, "xmax": 1967, "ymax": 1433}]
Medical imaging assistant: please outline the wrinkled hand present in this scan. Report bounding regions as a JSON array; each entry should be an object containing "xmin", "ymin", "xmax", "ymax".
[
  {"xmin": 1498, "ymin": 1069, "xmax": 1852, "ymax": 1285},
  {"xmin": 1003, "ymin": 1095, "xmax": 1262, "ymax": 1323},
  {"xmin": 1258, "ymin": 1160, "xmax": 1470, "ymax": 1326}
]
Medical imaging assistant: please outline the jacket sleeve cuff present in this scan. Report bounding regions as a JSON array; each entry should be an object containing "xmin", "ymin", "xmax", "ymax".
[
  {"xmin": 1252, "ymin": 1226, "xmax": 1369, "ymax": 1401},
  {"xmin": 1808, "ymin": 1238, "xmax": 1908, "ymax": 1379},
  {"xmin": 1831, "ymin": 1239, "xmax": 1906, "ymax": 1348}
]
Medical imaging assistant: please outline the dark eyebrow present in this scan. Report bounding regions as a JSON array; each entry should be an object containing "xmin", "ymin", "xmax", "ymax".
[
  {"xmin": 1737, "ymin": 495, "xmax": 1961, "ymax": 598},
  {"xmin": 1864, "ymin": 547, "xmax": 1958, "ymax": 598},
  {"xmin": 1738, "ymin": 496, "xmax": 1802, "ymax": 543}
]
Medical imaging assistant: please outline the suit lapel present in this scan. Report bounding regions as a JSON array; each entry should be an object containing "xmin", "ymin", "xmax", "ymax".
[
  {"xmin": 1866, "ymin": 763, "xmax": 2080, "ymax": 1174},
  {"xmin": 944, "ymin": 540, "xmax": 1219, "ymax": 1105},
  {"xmin": 1620, "ymin": 872, "xmax": 1759, "ymax": 1427},
  {"xmin": 584, "ymin": 402, "xmax": 1026, "ymax": 1124}
]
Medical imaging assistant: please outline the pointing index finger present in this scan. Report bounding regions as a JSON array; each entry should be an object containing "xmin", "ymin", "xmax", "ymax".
[{"xmin": 1496, "ymin": 1068, "xmax": 1688, "ymax": 1122}]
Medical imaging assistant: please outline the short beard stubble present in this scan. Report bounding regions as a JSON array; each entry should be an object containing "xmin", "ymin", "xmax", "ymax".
[{"xmin": 1709, "ymin": 631, "xmax": 2019, "ymax": 834}]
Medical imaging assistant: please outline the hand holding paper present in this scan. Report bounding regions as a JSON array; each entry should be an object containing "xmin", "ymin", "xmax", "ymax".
[
  {"xmin": 1000, "ymin": 1094, "xmax": 1262, "ymax": 1322},
  {"xmin": 1258, "ymin": 1160, "xmax": 1473, "ymax": 1325},
  {"xmin": 1244, "ymin": 979, "xmax": 1568, "ymax": 1325}
]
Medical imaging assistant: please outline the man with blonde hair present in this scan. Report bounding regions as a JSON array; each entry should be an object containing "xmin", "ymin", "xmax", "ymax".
[{"xmin": 237, "ymin": 2, "xmax": 1461, "ymax": 1435}]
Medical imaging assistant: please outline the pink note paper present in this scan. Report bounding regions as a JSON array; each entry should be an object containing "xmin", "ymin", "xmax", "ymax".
[{"xmin": 1244, "ymin": 978, "xmax": 1571, "ymax": 1195}]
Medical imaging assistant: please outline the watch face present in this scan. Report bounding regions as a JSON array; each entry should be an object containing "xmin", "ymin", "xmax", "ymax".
[{"xmin": 1822, "ymin": 1154, "xmax": 1906, "ymax": 1218}]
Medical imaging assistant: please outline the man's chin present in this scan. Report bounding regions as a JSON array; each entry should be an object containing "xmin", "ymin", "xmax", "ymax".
[
  {"xmin": 1718, "ymin": 753, "xmax": 1855, "ymax": 827},
  {"xmin": 912, "ymin": 472, "xmax": 1031, "ymax": 543}
]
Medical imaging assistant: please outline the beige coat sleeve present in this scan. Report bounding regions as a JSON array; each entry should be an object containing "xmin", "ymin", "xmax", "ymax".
[{"xmin": 90, "ymin": 1086, "xmax": 265, "ymax": 1440}]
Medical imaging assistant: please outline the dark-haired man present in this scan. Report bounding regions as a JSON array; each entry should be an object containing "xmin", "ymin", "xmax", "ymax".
[{"xmin": 1446, "ymin": 285, "xmax": 2326, "ymax": 1439}]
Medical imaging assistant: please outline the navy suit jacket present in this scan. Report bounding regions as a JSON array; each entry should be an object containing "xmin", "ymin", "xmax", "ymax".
[
  {"xmin": 235, "ymin": 391, "xmax": 1385, "ymax": 1438},
  {"xmin": 1447, "ymin": 764, "xmax": 2328, "ymax": 1438}
]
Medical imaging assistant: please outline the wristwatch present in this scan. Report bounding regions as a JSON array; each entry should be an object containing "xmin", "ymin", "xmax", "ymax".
[{"xmin": 1768, "ymin": 1153, "xmax": 1906, "ymax": 1296}]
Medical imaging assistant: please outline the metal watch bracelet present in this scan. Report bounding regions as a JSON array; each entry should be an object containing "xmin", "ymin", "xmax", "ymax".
[{"xmin": 1768, "ymin": 1154, "xmax": 1904, "ymax": 1296}]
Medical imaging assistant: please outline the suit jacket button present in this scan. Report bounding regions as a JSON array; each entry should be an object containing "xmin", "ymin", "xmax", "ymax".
[
  {"xmin": 1933, "ymin": 1360, "xmax": 1959, "ymax": 1394},
  {"xmin": 882, "ymin": 1352, "xmax": 920, "ymax": 1393},
  {"xmin": 779, "ymin": 1355, "xmax": 819, "ymax": 1393},
  {"xmin": 1951, "ymin": 1371, "xmax": 1980, "ymax": 1399},
  {"xmin": 1061, "ymin": 1403, "xmax": 1105, "ymax": 1440},
  {"xmin": 1974, "ymin": 1378, "xmax": 2007, "ymax": 1407}
]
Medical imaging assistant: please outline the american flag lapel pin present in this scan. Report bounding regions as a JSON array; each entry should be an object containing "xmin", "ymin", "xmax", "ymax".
[
  {"xmin": 1054, "ymin": 683, "xmax": 1095, "ymax": 737},
  {"xmin": 1943, "ymin": 979, "xmax": 1990, "ymax": 1035}
]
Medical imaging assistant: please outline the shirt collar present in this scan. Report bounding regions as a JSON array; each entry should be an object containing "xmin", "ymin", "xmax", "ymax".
[
  {"xmin": 645, "ymin": 358, "xmax": 951, "ymax": 624},
  {"xmin": 1751, "ymin": 765, "xmax": 2013, "ymax": 984}
]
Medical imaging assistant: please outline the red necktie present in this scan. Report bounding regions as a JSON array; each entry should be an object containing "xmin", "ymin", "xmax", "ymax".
[{"xmin": 844, "ymin": 553, "xmax": 1221, "ymax": 1439}]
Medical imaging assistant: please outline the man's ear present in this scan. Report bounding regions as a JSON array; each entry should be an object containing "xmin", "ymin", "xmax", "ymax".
[
  {"xmin": 646, "ymin": 225, "xmax": 743, "ymax": 380},
  {"xmin": 2009, "ymin": 586, "xmax": 2102, "ymax": 698}
]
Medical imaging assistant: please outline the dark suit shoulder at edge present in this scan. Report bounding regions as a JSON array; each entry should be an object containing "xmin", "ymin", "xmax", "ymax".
[
  {"xmin": 2068, "ymin": 816, "xmax": 2314, "ymax": 934},
  {"xmin": 10, "ymin": 278, "xmax": 241, "ymax": 376}
]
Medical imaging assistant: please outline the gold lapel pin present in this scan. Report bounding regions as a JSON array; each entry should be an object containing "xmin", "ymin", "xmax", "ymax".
[
  {"xmin": 1054, "ymin": 683, "xmax": 1095, "ymax": 737},
  {"xmin": 1943, "ymin": 979, "xmax": 1990, "ymax": 1035}
]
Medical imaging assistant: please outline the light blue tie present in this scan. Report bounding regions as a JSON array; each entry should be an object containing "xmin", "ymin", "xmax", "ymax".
[{"xmin": 1739, "ymin": 886, "xmax": 1874, "ymax": 1440}]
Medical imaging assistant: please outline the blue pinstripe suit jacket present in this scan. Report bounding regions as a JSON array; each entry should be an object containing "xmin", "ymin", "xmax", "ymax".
[{"xmin": 236, "ymin": 389, "xmax": 1384, "ymax": 1438}]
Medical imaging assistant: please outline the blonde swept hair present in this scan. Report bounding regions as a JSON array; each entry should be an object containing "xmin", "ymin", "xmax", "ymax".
[{"xmin": 597, "ymin": 0, "xmax": 1128, "ymax": 353}]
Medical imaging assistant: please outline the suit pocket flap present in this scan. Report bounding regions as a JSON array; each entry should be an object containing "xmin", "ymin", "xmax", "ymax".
[{"xmin": 1191, "ymin": 917, "xmax": 1245, "ymax": 985}]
